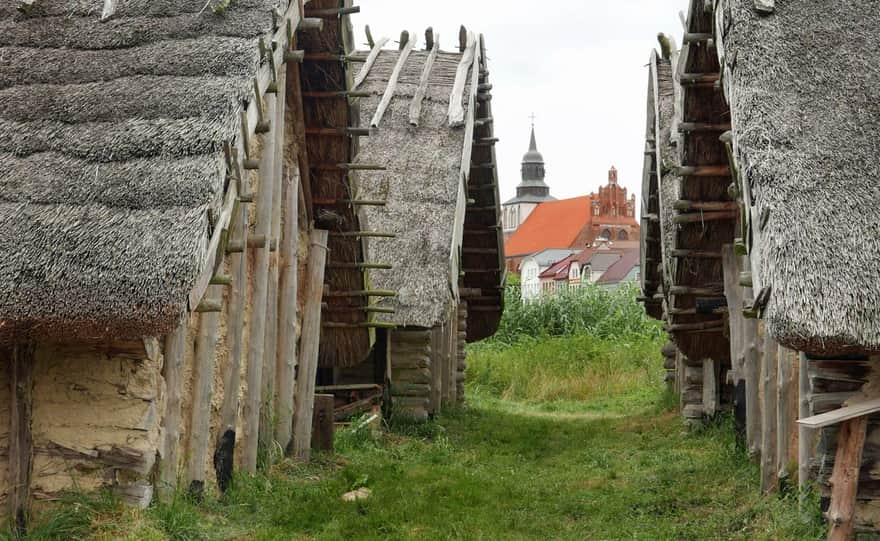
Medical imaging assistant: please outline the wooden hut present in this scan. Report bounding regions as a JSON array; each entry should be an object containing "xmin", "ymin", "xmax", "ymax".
[
  {"xmin": 643, "ymin": 0, "xmax": 880, "ymax": 535},
  {"xmin": 0, "ymin": 0, "xmax": 369, "ymax": 522},
  {"xmin": 325, "ymin": 27, "xmax": 504, "ymax": 421}
]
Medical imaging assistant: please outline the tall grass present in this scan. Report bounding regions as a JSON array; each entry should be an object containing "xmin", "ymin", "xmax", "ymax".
[
  {"xmin": 468, "ymin": 281, "xmax": 667, "ymax": 407},
  {"xmin": 487, "ymin": 282, "xmax": 664, "ymax": 347}
]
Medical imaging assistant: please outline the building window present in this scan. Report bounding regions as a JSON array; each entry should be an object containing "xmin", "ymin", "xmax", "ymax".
[
  {"xmin": 618, "ymin": 230, "xmax": 628, "ymax": 241},
  {"xmin": 601, "ymin": 229, "xmax": 611, "ymax": 240}
]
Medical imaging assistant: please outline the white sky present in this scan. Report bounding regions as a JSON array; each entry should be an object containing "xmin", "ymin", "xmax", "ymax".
[{"xmin": 350, "ymin": 0, "xmax": 690, "ymax": 208}]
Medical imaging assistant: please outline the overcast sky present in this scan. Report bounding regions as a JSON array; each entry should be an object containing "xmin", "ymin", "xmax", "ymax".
[{"xmin": 350, "ymin": 0, "xmax": 689, "ymax": 208}]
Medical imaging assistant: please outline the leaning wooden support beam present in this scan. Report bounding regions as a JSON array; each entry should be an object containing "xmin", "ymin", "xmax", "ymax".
[
  {"xmin": 101, "ymin": 0, "xmax": 117, "ymax": 20},
  {"xmin": 185, "ymin": 286, "xmax": 222, "ymax": 497},
  {"xmin": 261, "ymin": 65, "xmax": 287, "ymax": 458},
  {"xmin": 243, "ymin": 92, "xmax": 277, "ymax": 474},
  {"xmin": 777, "ymin": 346, "xmax": 796, "ymax": 489},
  {"xmin": 827, "ymin": 416, "xmax": 868, "ymax": 541},
  {"xmin": 372, "ymin": 31, "xmax": 416, "ymax": 127},
  {"xmin": 9, "ymin": 343, "xmax": 34, "ymax": 532},
  {"xmin": 761, "ymin": 332, "xmax": 778, "ymax": 493},
  {"xmin": 292, "ymin": 230, "xmax": 330, "ymax": 462},
  {"xmin": 410, "ymin": 31, "xmax": 440, "ymax": 126},
  {"xmin": 722, "ymin": 245, "xmax": 746, "ymax": 442},
  {"xmin": 352, "ymin": 36, "xmax": 390, "ymax": 89},
  {"xmin": 275, "ymin": 140, "xmax": 300, "ymax": 454},
  {"xmin": 448, "ymin": 31, "xmax": 476, "ymax": 127},
  {"xmin": 159, "ymin": 317, "xmax": 187, "ymax": 501}
]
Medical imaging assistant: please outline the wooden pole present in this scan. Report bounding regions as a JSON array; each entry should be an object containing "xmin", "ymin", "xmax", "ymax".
[
  {"xmin": 777, "ymin": 346, "xmax": 795, "ymax": 490},
  {"xmin": 827, "ymin": 416, "xmax": 868, "ymax": 541},
  {"xmin": 430, "ymin": 327, "xmax": 443, "ymax": 414},
  {"xmin": 761, "ymin": 330, "xmax": 778, "ymax": 493},
  {"xmin": 799, "ymin": 351, "xmax": 813, "ymax": 500},
  {"xmin": 292, "ymin": 229, "xmax": 329, "ymax": 462},
  {"xmin": 275, "ymin": 127, "xmax": 300, "ymax": 455},
  {"xmin": 9, "ymin": 343, "xmax": 34, "ymax": 533},
  {"xmin": 215, "ymin": 173, "xmax": 249, "ymax": 492},
  {"xmin": 743, "ymin": 282, "xmax": 761, "ymax": 457},
  {"xmin": 159, "ymin": 317, "xmax": 187, "ymax": 501},
  {"xmin": 702, "ymin": 359, "xmax": 718, "ymax": 417},
  {"xmin": 243, "ymin": 91, "xmax": 277, "ymax": 473},
  {"xmin": 261, "ymin": 64, "xmax": 287, "ymax": 458},
  {"xmin": 722, "ymin": 245, "xmax": 746, "ymax": 442},
  {"xmin": 185, "ymin": 286, "xmax": 221, "ymax": 496}
]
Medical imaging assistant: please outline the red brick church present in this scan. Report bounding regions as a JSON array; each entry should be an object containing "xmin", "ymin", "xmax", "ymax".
[{"xmin": 502, "ymin": 126, "xmax": 640, "ymax": 272}]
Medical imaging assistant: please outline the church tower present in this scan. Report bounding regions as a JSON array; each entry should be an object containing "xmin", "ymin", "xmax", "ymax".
[{"xmin": 502, "ymin": 124, "xmax": 556, "ymax": 238}]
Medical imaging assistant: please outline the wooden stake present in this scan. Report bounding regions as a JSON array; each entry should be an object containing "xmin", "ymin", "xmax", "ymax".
[
  {"xmin": 159, "ymin": 317, "xmax": 187, "ymax": 501},
  {"xmin": 761, "ymin": 331, "xmax": 778, "ymax": 493},
  {"xmin": 311, "ymin": 394, "xmax": 335, "ymax": 452},
  {"xmin": 275, "ymin": 134, "xmax": 300, "ymax": 454},
  {"xmin": 722, "ymin": 245, "xmax": 746, "ymax": 442},
  {"xmin": 9, "ymin": 343, "xmax": 34, "ymax": 532},
  {"xmin": 410, "ymin": 31, "xmax": 440, "ymax": 126},
  {"xmin": 292, "ymin": 230, "xmax": 329, "ymax": 462},
  {"xmin": 371, "ymin": 31, "xmax": 415, "ymax": 127},
  {"xmin": 827, "ymin": 416, "xmax": 868, "ymax": 541},
  {"xmin": 185, "ymin": 286, "xmax": 221, "ymax": 497},
  {"xmin": 353, "ymin": 36, "xmax": 390, "ymax": 89},
  {"xmin": 777, "ymin": 346, "xmax": 795, "ymax": 488},
  {"xmin": 799, "ymin": 352, "xmax": 813, "ymax": 501},
  {"xmin": 448, "ymin": 31, "xmax": 476, "ymax": 127},
  {"xmin": 243, "ymin": 92, "xmax": 277, "ymax": 473}
]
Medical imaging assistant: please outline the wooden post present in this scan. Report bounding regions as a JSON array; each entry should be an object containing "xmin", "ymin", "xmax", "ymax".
[
  {"xmin": 721, "ymin": 245, "xmax": 746, "ymax": 441},
  {"xmin": 159, "ymin": 317, "xmax": 187, "ymax": 501},
  {"xmin": 440, "ymin": 317, "xmax": 453, "ymax": 406},
  {"xmin": 185, "ymin": 286, "xmax": 221, "ymax": 497},
  {"xmin": 275, "ymin": 126, "xmax": 300, "ymax": 455},
  {"xmin": 215, "ymin": 169, "xmax": 250, "ymax": 492},
  {"xmin": 261, "ymin": 64, "xmax": 287, "ymax": 458},
  {"xmin": 311, "ymin": 394, "xmax": 335, "ymax": 452},
  {"xmin": 9, "ymin": 343, "xmax": 34, "ymax": 532},
  {"xmin": 761, "ymin": 330, "xmax": 778, "ymax": 493},
  {"xmin": 292, "ymin": 229, "xmax": 329, "ymax": 462},
  {"xmin": 430, "ymin": 327, "xmax": 443, "ymax": 414},
  {"xmin": 777, "ymin": 346, "xmax": 796, "ymax": 490},
  {"xmin": 743, "ymin": 283, "xmax": 761, "ymax": 457},
  {"xmin": 243, "ymin": 91, "xmax": 277, "ymax": 473},
  {"xmin": 702, "ymin": 359, "xmax": 718, "ymax": 416},
  {"xmin": 799, "ymin": 351, "xmax": 813, "ymax": 499},
  {"xmin": 827, "ymin": 416, "xmax": 868, "ymax": 541}
]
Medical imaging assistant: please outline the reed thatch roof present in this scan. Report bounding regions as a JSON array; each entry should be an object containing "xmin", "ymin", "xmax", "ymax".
[
  {"xmin": 721, "ymin": 0, "xmax": 880, "ymax": 355},
  {"xmin": 0, "ymin": 1, "xmax": 279, "ymax": 342},
  {"xmin": 352, "ymin": 31, "xmax": 500, "ymax": 331}
]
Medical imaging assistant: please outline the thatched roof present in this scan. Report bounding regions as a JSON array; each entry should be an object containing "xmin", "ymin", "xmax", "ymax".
[
  {"xmin": 720, "ymin": 0, "xmax": 880, "ymax": 355},
  {"xmin": 0, "ymin": 1, "xmax": 281, "ymax": 342},
  {"xmin": 351, "ymin": 30, "xmax": 503, "ymax": 334}
]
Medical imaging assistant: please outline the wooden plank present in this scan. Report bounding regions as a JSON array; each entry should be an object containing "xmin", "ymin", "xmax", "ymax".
[
  {"xmin": 777, "ymin": 346, "xmax": 795, "ymax": 487},
  {"xmin": 370, "ymin": 31, "xmax": 416, "ymax": 127},
  {"xmin": 243, "ymin": 92, "xmax": 277, "ymax": 473},
  {"xmin": 100, "ymin": 0, "xmax": 117, "ymax": 20},
  {"xmin": 292, "ymin": 229, "xmax": 330, "ymax": 462},
  {"xmin": 797, "ymin": 397, "xmax": 880, "ymax": 429},
  {"xmin": 743, "ymin": 283, "xmax": 761, "ymax": 456},
  {"xmin": 185, "ymin": 286, "xmax": 221, "ymax": 497},
  {"xmin": 754, "ymin": 0, "xmax": 775, "ymax": 14},
  {"xmin": 9, "ymin": 343, "xmax": 34, "ymax": 532},
  {"xmin": 215, "ymin": 151, "xmax": 249, "ymax": 493},
  {"xmin": 310, "ymin": 394, "xmax": 335, "ymax": 452},
  {"xmin": 159, "ymin": 317, "xmax": 187, "ymax": 501},
  {"xmin": 761, "ymin": 331, "xmax": 778, "ymax": 493},
  {"xmin": 409, "ymin": 32, "xmax": 440, "ymax": 126},
  {"xmin": 352, "ymin": 36, "xmax": 390, "ymax": 89},
  {"xmin": 447, "ymin": 31, "xmax": 476, "ymax": 127},
  {"xmin": 430, "ymin": 327, "xmax": 443, "ymax": 414},
  {"xmin": 702, "ymin": 359, "xmax": 718, "ymax": 416},
  {"xmin": 275, "ymin": 121, "xmax": 300, "ymax": 455},
  {"xmin": 827, "ymin": 416, "xmax": 867, "ymax": 541}
]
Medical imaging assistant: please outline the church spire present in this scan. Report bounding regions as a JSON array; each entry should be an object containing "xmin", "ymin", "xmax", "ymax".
[
  {"xmin": 528, "ymin": 123, "xmax": 538, "ymax": 152},
  {"xmin": 517, "ymin": 121, "xmax": 552, "ymax": 199}
]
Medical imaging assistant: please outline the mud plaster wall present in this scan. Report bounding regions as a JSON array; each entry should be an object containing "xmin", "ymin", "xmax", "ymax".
[{"xmin": 30, "ymin": 340, "xmax": 163, "ymax": 503}]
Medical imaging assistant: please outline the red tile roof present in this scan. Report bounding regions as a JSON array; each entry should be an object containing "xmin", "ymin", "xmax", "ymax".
[
  {"xmin": 538, "ymin": 254, "xmax": 577, "ymax": 280},
  {"xmin": 596, "ymin": 249, "xmax": 640, "ymax": 284},
  {"xmin": 505, "ymin": 196, "xmax": 592, "ymax": 257}
]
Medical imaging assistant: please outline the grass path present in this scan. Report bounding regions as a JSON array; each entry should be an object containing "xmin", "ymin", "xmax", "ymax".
[{"xmin": 67, "ymin": 388, "xmax": 823, "ymax": 541}]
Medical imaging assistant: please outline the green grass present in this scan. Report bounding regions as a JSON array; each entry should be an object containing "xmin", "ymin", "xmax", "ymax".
[{"xmin": 11, "ymin": 290, "xmax": 823, "ymax": 540}]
